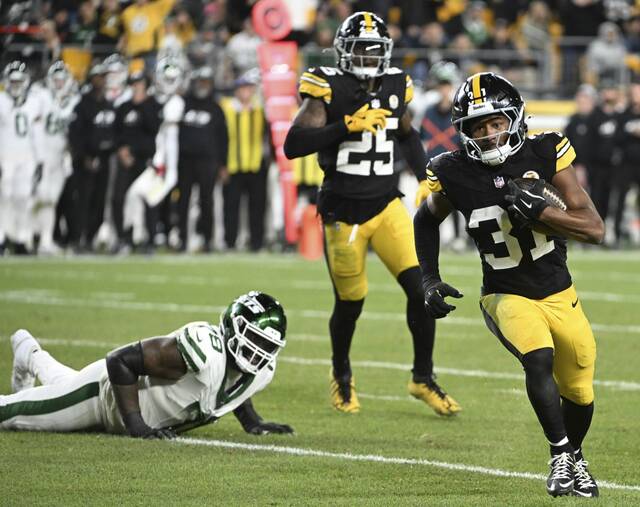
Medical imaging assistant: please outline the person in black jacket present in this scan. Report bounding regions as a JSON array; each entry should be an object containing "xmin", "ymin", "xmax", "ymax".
[
  {"xmin": 563, "ymin": 84, "xmax": 597, "ymax": 192},
  {"xmin": 584, "ymin": 78, "xmax": 623, "ymax": 224},
  {"xmin": 614, "ymin": 82, "xmax": 640, "ymax": 245},
  {"xmin": 67, "ymin": 62, "xmax": 116, "ymax": 252},
  {"xmin": 176, "ymin": 66, "xmax": 228, "ymax": 252},
  {"xmin": 110, "ymin": 71, "xmax": 162, "ymax": 253}
]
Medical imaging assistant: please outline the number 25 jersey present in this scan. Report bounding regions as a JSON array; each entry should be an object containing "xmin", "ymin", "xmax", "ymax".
[
  {"xmin": 298, "ymin": 66, "xmax": 413, "ymax": 223},
  {"xmin": 427, "ymin": 132, "xmax": 576, "ymax": 299}
]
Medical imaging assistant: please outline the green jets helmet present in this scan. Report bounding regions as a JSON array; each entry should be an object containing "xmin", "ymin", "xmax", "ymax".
[{"xmin": 220, "ymin": 291, "xmax": 287, "ymax": 375}]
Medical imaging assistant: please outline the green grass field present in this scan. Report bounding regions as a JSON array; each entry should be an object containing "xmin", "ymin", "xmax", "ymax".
[{"xmin": 1, "ymin": 251, "xmax": 639, "ymax": 506}]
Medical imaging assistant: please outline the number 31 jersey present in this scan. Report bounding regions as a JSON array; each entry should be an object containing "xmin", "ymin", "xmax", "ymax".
[
  {"xmin": 298, "ymin": 66, "xmax": 413, "ymax": 223},
  {"xmin": 427, "ymin": 132, "xmax": 576, "ymax": 299}
]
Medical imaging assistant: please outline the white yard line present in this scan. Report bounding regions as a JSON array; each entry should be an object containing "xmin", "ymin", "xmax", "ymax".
[
  {"xmin": 173, "ymin": 437, "xmax": 640, "ymax": 493},
  {"xmin": 2, "ymin": 290, "xmax": 639, "ymax": 335}
]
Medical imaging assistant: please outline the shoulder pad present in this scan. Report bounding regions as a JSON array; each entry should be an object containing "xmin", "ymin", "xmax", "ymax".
[
  {"xmin": 529, "ymin": 132, "xmax": 576, "ymax": 172},
  {"xmin": 405, "ymin": 74, "xmax": 414, "ymax": 104},
  {"xmin": 299, "ymin": 67, "xmax": 333, "ymax": 104},
  {"xmin": 163, "ymin": 95, "xmax": 184, "ymax": 123},
  {"xmin": 173, "ymin": 321, "xmax": 223, "ymax": 373}
]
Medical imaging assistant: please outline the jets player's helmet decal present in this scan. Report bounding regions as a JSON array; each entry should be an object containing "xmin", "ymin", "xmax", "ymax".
[
  {"xmin": 46, "ymin": 61, "xmax": 74, "ymax": 99},
  {"xmin": 3, "ymin": 61, "xmax": 30, "ymax": 102},
  {"xmin": 334, "ymin": 11, "xmax": 393, "ymax": 80},
  {"xmin": 155, "ymin": 56, "xmax": 185, "ymax": 96},
  {"xmin": 103, "ymin": 53, "xmax": 128, "ymax": 101},
  {"xmin": 452, "ymin": 72, "xmax": 526, "ymax": 166},
  {"xmin": 220, "ymin": 291, "xmax": 287, "ymax": 375}
]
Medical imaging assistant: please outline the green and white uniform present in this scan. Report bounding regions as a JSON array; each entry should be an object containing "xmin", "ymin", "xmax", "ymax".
[{"xmin": 0, "ymin": 322, "xmax": 275, "ymax": 433}]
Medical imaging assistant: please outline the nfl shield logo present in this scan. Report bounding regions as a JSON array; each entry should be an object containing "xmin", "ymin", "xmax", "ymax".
[{"xmin": 493, "ymin": 176, "xmax": 505, "ymax": 188}]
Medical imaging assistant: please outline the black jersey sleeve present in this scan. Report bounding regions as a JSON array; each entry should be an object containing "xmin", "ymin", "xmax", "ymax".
[{"xmin": 529, "ymin": 132, "xmax": 576, "ymax": 180}]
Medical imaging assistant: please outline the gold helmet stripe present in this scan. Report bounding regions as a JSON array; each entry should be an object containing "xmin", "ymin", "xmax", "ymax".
[
  {"xmin": 363, "ymin": 12, "xmax": 373, "ymax": 32},
  {"xmin": 471, "ymin": 73, "xmax": 483, "ymax": 104}
]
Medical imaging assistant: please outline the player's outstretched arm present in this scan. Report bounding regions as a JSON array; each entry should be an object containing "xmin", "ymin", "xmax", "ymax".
[
  {"xmin": 233, "ymin": 398, "xmax": 294, "ymax": 436},
  {"xmin": 284, "ymin": 96, "xmax": 343, "ymax": 159},
  {"xmin": 414, "ymin": 193, "xmax": 463, "ymax": 319},
  {"xmin": 543, "ymin": 166, "xmax": 605, "ymax": 244},
  {"xmin": 106, "ymin": 337, "xmax": 187, "ymax": 439}
]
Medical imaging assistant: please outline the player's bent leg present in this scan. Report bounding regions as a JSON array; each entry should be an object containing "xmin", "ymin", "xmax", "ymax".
[
  {"xmin": 324, "ymin": 221, "xmax": 369, "ymax": 414},
  {"xmin": 0, "ymin": 360, "xmax": 105, "ymax": 432}
]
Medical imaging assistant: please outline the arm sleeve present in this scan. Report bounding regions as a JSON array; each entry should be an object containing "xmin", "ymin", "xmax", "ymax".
[
  {"xmin": 413, "ymin": 201, "xmax": 444, "ymax": 292},
  {"xmin": 68, "ymin": 101, "xmax": 88, "ymax": 160},
  {"xmin": 212, "ymin": 104, "xmax": 228, "ymax": 167},
  {"xmin": 283, "ymin": 121, "xmax": 348, "ymax": 159},
  {"xmin": 397, "ymin": 126, "xmax": 428, "ymax": 181}
]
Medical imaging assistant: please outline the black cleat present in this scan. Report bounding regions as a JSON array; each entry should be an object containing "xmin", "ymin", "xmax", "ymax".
[
  {"xmin": 573, "ymin": 459, "xmax": 599, "ymax": 498},
  {"xmin": 546, "ymin": 452, "xmax": 575, "ymax": 497}
]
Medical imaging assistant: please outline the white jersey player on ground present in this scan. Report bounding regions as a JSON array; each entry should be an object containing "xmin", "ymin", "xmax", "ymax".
[
  {"xmin": 1, "ymin": 291, "xmax": 293, "ymax": 438},
  {"xmin": 124, "ymin": 56, "xmax": 185, "ymax": 245},
  {"xmin": 0, "ymin": 61, "xmax": 43, "ymax": 253},
  {"xmin": 32, "ymin": 61, "xmax": 79, "ymax": 255}
]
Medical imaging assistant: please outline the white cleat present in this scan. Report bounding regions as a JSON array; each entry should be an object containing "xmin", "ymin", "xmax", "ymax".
[{"xmin": 10, "ymin": 329, "xmax": 41, "ymax": 393}]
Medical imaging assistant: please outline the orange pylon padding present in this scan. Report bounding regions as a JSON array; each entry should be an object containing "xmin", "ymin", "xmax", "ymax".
[{"xmin": 298, "ymin": 204, "xmax": 324, "ymax": 260}]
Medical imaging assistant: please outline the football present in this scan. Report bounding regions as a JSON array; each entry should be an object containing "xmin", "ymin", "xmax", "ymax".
[
  {"xmin": 512, "ymin": 178, "xmax": 567, "ymax": 211},
  {"xmin": 511, "ymin": 178, "xmax": 566, "ymax": 235}
]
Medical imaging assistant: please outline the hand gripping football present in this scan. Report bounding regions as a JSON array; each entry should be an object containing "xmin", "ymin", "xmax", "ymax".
[{"xmin": 512, "ymin": 178, "xmax": 567, "ymax": 211}]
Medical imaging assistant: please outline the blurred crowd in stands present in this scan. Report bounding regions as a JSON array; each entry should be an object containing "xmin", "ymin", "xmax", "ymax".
[{"xmin": 0, "ymin": 0, "xmax": 639, "ymax": 256}]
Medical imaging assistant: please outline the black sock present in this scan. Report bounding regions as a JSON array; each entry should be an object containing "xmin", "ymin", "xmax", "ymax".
[
  {"xmin": 397, "ymin": 267, "xmax": 435, "ymax": 381},
  {"xmin": 562, "ymin": 396, "xmax": 594, "ymax": 454},
  {"xmin": 329, "ymin": 298, "xmax": 364, "ymax": 379},
  {"xmin": 521, "ymin": 349, "xmax": 570, "ymax": 452}
]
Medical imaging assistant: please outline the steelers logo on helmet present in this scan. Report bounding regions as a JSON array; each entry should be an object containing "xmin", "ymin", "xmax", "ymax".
[
  {"xmin": 333, "ymin": 11, "xmax": 393, "ymax": 80},
  {"xmin": 451, "ymin": 72, "xmax": 527, "ymax": 166}
]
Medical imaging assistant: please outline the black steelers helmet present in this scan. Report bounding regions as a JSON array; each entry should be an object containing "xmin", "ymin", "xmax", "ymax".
[
  {"xmin": 452, "ymin": 72, "xmax": 526, "ymax": 166},
  {"xmin": 334, "ymin": 11, "xmax": 393, "ymax": 79}
]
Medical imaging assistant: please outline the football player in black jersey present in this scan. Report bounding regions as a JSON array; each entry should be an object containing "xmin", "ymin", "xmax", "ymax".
[
  {"xmin": 414, "ymin": 72, "xmax": 604, "ymax": 498},
  {"xmin": 284, "ymin": 11, "xmax": 460, "ymax": 416}
]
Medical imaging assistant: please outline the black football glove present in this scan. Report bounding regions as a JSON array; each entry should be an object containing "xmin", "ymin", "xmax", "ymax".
[
  {"xmin": 424, "ymin": 281, "xmax": 463, "ymax": 319},
  {"xmin": 143, "ymin": 427, "xmax": 177, "ymax": 440},
  {"xmin": 245, "ymin": 421, "xmax": 295, "ymax": 435},
  {"xmin": 504, "ymin": 179, "xmax": 549, "ymax": 225},
  {"xmin": 124, "ymin": 411, "xmax": 177, "ymax": 440}
]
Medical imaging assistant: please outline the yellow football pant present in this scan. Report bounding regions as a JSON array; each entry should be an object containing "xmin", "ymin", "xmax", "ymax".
[
  {"xmin": 480, "ymin": 284, "xmax": 596, "ymax": 405},
  {"xmin": 323, "ymin": 198, "xmax": 418, "ymax": 301}
]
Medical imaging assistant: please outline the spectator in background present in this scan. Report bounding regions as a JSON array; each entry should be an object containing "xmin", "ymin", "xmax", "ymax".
[
  {"xmin": 614, "ymin": 81, "xmax": 640, "ymax": 246},
  {"xmin": 220, "ymin": 74, "xmax": 269, "ymax": 252},
  {"xmin": 95, "ymin": 0, "xmax": 123, "ymax": 50},
  {"xmin": 447, "ymin": 33, "xmax": 478, "ymax": 76},
  {"xmin": 176, "ymin": 67, "xmax": 228, "ymax": 252},
  {"xmin": 36, "ymin": 19, "xmax": 62, "ymax": 65},
  {"xmin": 585, "ymin": 22, "xmax": 628, "ymax": 87},
  {"xmin": 462, "ymin": 1, "xmax": 490, "ymax": 47},
  {"xmin": 564, "ymin": 84, "xmax": 598, "ymax": 191},
  {"xmin": 68, "ymin": 62, "xmax": 116, "ymax": 252},
  {"xmin": 111, "ymin": 72, "xmax": 161, "ymax": 254},
  {"xmin": 225, "ymin": 18, "xmax": 261, "ymax": 77},
  {"xmin": 120, "ymin": 0, "xmax": 176, "ymax": 72},
  {"xmin": 519, "ymin": 0, "xmax": 553, "ymax": 54},
  {"xmin": 624, "ymin": 13, "xmax": 640, "ymax": 53},
  {"xmin": 558, "ymin": 0, "xmax": 605, "ymax": 95},
  {"xmin": 585, "ymin": 77, "xmax": 624, "ymax": 229},
  {"xmin": 69, "ymin": 0, "xmax": 98, "ymax": 46},
  {"xmin": 481, "ymin": 18, "xmax": 523, "ymax": 80}
]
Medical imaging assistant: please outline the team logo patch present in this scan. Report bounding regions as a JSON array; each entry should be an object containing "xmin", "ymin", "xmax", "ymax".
[
  {"xmin": 389, "ymin": 94, "xmax": 398, "ymax": 109},
  {"xmin": 522, "ymin": 170, "xmax": 540, "ymax": 179},
  {"xmin": 371, "ymin": 99, "xmax": 381, "ymax": 109},
  {"xmin": 493, "ymin": 176, "xmax": 505, "ymax": 188}
]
